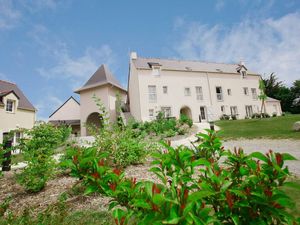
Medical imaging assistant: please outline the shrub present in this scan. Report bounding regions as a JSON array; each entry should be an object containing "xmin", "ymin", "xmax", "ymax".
[
  {"xmin": 66, "ymin": 130, "xmax": 300, "ymax": 224},
  {"xmin": 179, "ymin": 114, "xmax": 193, "ymax": 128},
  {"xmin": 231, "ymin": 115, "xmax": 237, "ymax": 120},
  {"xmin": 220, "ymin": 114, "xmax": 230, "ymax": 120},
  {"xmin": 261, "ymin": 113, "xmax": 270, "ymax": 118},
  {"xmin": 251, "ymin": 113, "xmax": 260, "ymax": 119},
  {"xmin": 16, "ymin": 123, "xmax": 71, "ymax": 192},
  {"xmin": 272, "ymin": 112, "xmax": 277, "ymax": 117}
]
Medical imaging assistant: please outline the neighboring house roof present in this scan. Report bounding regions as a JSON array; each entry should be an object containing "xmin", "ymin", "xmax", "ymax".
[
  {"xmin": 49, "ymin": 119, "xmax": 80, "ymax": 126},
  {"xmin": 266, "ymin": 97, "xmax": 280, "ymax": 102},
  {"xmin": 74, "ymin": 64, "xmax": 127, "ymax": 93},
  {"xmin": 132, "ymin": 57, "xmax": 258, "ymax": 75},
  {"xmin": 0, "ymin": 80, "xmax": 36, "ymax": 111},
  {"xmin": 49, "ymin": 96, "xmax": 80, "ymax": 118}
]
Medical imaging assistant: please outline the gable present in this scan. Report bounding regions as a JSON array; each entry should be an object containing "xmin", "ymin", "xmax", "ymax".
[{"xmin": 49, "ymin": 97, "xmax": 80, "ymax": 121}]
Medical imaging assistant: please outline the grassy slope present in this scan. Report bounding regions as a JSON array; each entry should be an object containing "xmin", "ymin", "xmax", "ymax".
[{"xmin": 215, "ymin": 114, "xmax": 300, "ymax": 139}]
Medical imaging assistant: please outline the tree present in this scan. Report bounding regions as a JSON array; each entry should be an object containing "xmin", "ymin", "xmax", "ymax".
[
  {"xmin": 290, "ymin": 80, "xmax": 300, "ymax": 113},
  {"xmin": 263, "ymin": 73, "xmax": 283, "ymax": 98},
  {"xmin": 258, "ymin": 79, "xmax": 267, "ymax": 115}
]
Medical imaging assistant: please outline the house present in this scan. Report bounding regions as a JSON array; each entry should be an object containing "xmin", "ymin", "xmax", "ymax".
[
  {"xmin": 128, "ymin": 52, "xmax": 282, "ymax": 122},
  {"xmin": 48, "ymin": 96, "xmax": 81, "ymax": 136},
  {"xmin": 50, "ymin": 64, "xmax": 127, "ymax": 136},
  {"xmin": 0, "ymin": 80, "xmax": 36, "ymax": 144},
  {"xmin": 265, "ymin": 97, "xmax": 282, "ymax": 116}
]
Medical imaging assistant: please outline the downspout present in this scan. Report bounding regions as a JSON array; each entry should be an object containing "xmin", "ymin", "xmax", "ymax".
[{"xmin": 206, "ymin": 72, "xmax": 213, "ymax": 106}]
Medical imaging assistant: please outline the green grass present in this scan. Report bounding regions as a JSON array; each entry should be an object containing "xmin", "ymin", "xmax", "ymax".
[
  {"xmin": 215, "ymin": 114, "xmax": 300, "ymax": 139},
  {"xmin": 282, "ymin": 179, "xmax": 300, "ymax": 218}
]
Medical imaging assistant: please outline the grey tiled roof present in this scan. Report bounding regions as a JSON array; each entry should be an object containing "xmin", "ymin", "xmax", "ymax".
[
  {"xmin": 75, "ymin": 64, "xmax": 126, "ymax": 93},
  {"xmin": 0, "ymin": 80, "xmax": 36, "ymax": 111},
  {"xmin": 133, "ymin": 57, "xmax": 258, "ymax": 75}
]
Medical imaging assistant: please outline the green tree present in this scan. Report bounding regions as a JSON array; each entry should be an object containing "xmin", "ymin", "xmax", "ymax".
[
  {"xmin": 290, "ymin": 80, "xmax": 300, "ymax": 113},
  {"xmin": 263, "ymin": 73, "xmax": 283, "ymax": 98}
]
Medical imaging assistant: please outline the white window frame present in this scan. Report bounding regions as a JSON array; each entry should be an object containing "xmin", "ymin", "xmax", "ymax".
[
  {"xmin": 216, "ymin": 86, "xmax": 223, "ymax": 101},
  {"xmin": 241, "ymin": 71, "xmax": 247, "ymax": 78},
  {"xmin": 195, "ymin": 86, "xmax": 203, "ymax": 101},
  {"xmin": 184, "ymin": 87, "xmax": 191, "ymax": 96},
  {"xmin": 149, "ymin": 109, "xmax": 154, "ymax": 119},
  {"xmin": 163, "ymin": 86, "xmax": 168, "ymax": 94},
  {"xmin": 221, "ymin": 105, "xmax": 225, "ymax": 114},
  {"xmin": 161, "ymin": 106, "xmax": 172, "ymax": 118},
  {"xmin": 251, "ymin": 88, "xmax": 258, "ymax": 100},
  {"xmin": 148, "ymin": 85, "xmax": 157, "ymax": 103},
  {"xmin": 243, "ymin": 87, "xmax": 249, "ymax": 96},
  {"xmin": 6, "ymin": 100, "xmax": 14, "ymax": 113},
  {"xmin": 230, "ymin": 106, "xmax": 238, "ymax": 115},
  {"xmin": 227, "ymin": 89, "xmax": 232, "ymax": 96}
]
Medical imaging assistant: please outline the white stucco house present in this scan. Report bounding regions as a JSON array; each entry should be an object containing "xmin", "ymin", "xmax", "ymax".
[
  {"xmin": 128, "ymin": 52, "xmax": 282, "ymax": 122},
  {"xmin": 49, "ymin": 64, "xmax": 127, "ymax": 136},
  {"xmin": 0, "ymin": 80, "xmax": 36, "ymax": 144},
  {"xmin": 49, "ymin": 52, "xmax": 282, "ymax": 136}
]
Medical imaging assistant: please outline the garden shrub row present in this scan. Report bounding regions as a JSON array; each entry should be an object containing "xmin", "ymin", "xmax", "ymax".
[
  {"xmin": 130, "ymin": 111, "xmax": 193, "ymax": 138},
  {"xmin": 62, "ymin": 130, "xmax": 300, "ymax": 224}
]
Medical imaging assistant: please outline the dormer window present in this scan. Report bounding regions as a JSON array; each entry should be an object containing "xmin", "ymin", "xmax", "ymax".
[
  {"xmin": 6, "ymin": 100, "xmax": 14, "ymax": 112},
  {"xmin": 241, "ymin": 71, "xmax": 247, "ymax": 78},
  {"xmin": 148, "ymin": 62, "xmax": 162, "ymax": 76}
]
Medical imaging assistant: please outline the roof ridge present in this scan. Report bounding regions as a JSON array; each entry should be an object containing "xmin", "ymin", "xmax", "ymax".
[
  {"xmin": 137, "ymin": 56, "xmax": 239, "ymax": 66},
  {"xmin": 0, "ymin": 79, "xmax": 16, "ymax": 85}
]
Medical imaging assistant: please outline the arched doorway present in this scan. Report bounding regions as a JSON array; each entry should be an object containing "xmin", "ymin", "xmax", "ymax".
[
  {"xmin": 180, "ymin": 106, "xmax": 192, "ymax": 120},
  {"xmin": 86, "ymin": 112, "xmax": 103, "ymax": 136}
]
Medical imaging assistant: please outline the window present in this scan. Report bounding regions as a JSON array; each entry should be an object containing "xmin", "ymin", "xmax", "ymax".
[
  {"xmin": 163, "ymin": 86, "xmax": 168, "ymax": 94},
  {"xmin": 241, "ymin": 71, "xmax": 247, "ymax": 78},
  {"xmin": 161, "ymin": 107, "xmax": 172, "ymax": 118},
  {"xmin": 227, "ymin": 89, "xmax": 232, "ymax": 96},
  {"xmin": 6, "ymin": 100, "xmax": 14, "ymax": 112},
  {"xmin": 245, "ymin": 105, "xmax": 253, "ymax": 117},
  {"xmin": 149, "ymin": 109, "xmax": 154, "ymax": 118},
  {"xmin": 195, "ymin": 86, "xmax": 203, "ymax": 100},
  {"xmin": 216, "ymin": 86, "xmax": 223, "ymax": 101},
  {"xmin": 251, "ymin": 88, "xmax": 258, "ymax": 100},
  {"xmin": 243, "ymin": 87, "xmax": 249, "ymax": 95},
  {"xmin": 221, "ymin": 105, "xmax": 225, "ymax": 114},
  {"xmin": 148, "ymin": 85, "xmax": 157, "ymax": 103},
  {"xmin": 184, "ymin": 87, "xmax": 191, "ymax": 96},
  {"xmin": 152, "ymin": 66, "xmax": 161, "ymax": 76},
  {"xmin": 230, "ymin": 106, "xmax": 238, "ymax": 115}
]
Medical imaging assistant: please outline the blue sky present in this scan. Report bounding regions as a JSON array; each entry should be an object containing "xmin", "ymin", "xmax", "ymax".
[{"xmin": 0, "ymin": 0, "xmax": 299, "ymax": 120}]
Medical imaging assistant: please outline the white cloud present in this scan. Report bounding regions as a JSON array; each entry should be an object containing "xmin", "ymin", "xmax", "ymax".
[
  {"xmin": 36, "ymin": 45, "xmax": 116, "ymax": 89},
  {"xmin": 173, "ymin": 12, "xmax": 300, "ymax": 85},
  {"xmin": 0, "ymin": 0, "xmax": 21, "ymax": 29},
  {"xmin": 35, "ymin": 94, "xmax": 63, "ymax": 121},
  {"xmin": 29, "ymin": 24, "xmax": 117, "ymax": 89}
]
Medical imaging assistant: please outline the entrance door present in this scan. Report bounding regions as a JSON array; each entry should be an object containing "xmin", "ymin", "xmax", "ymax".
[{"xmin": 199, "ymin": 107, "xmax": 207, "ymax": 122}]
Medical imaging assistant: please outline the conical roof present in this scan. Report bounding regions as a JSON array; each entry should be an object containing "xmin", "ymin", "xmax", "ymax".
[{"xmin": 75, "ymin": 64, "xmax": 126, "ymax": 93}]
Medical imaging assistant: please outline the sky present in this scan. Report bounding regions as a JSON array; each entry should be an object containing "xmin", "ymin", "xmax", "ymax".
[{"xmin": 0, "ymin": 0, "xmax": 299, "ymax": 120}]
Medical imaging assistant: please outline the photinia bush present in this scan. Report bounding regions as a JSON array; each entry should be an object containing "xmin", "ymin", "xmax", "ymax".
[{"xmin": 64, "ymin": 130, "xmax": 300, "ymax": 224}]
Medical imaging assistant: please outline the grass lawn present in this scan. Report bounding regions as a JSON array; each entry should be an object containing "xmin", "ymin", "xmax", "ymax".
[
  {"xmin": 282, "ymin": 179, "xmax": 300, "ymax": 218},
  {"xmin": 215, "ymin": 114, "xmax": 300, "ymax": 139}
]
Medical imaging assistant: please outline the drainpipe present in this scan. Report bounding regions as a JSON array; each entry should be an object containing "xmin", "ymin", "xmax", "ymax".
[{"xmin": 206, "ymin": 72, "xmax": 213, "ymax": 106}]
